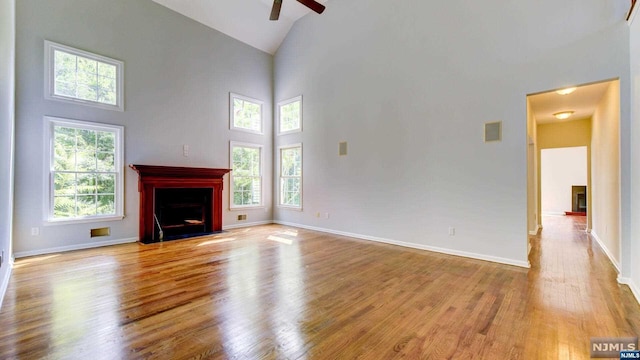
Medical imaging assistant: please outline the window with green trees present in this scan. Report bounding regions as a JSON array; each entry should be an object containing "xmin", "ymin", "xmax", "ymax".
[
  {"xmin": 230, "ymin": 142, "xmax": 263, "ymax": 208},
  {"xmin": 230, "ymin": 93, "xmax": 263, "ymax": 134},
  {"xmin": 45, "ymin": 117, "xmax": 124, "ymax": 222},
  {"xmin": 45, "ymin": 41, "xmax": 124, "ymax": 111},
  {"xmin": 278, "ymin": 95, "xmax": 302, "ymax": 134},
  {"xmin": 279, "ymin": 144, "xmax": 302, "ymax": 208}
]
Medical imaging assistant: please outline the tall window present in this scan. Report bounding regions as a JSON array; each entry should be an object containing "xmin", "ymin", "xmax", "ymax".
[
  {"xmin": 279, "ymin": 144, "xmax": 302, "ymax": 209},
  {"xmin": 277, "ymin": 95, "xmax": 302, "ymax": 134},
  {"xmin": 45, "ymin": 116, "xmax": 124, "ymax": 223},
  {"xmin": 230, "ymin": 93, "xmax": 263, "ymax": 134},
  {"xmin": 45, "ymin": 41, "xmax": 124, "ymax": 111},
  {"xmin": 230, "ymin": 142, "xmax": 263, "ymax": 208}
]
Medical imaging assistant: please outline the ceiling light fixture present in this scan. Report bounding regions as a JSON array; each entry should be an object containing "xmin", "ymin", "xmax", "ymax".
[
  {"xmin": 556, "ymin": 87, "xmax": 577, "ymax": 95},
  {"xmin": 553, "ymin": 111, "xmax": 574, "ymax": 120}
]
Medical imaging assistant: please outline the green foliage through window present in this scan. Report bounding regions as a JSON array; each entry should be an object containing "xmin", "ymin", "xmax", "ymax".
[
  {"xmin": 46, "ymin": 41, "xmax": 122, "ymax": 111},
  {"xmin": 279, "ymin": 97, "xmax": 302, "ymax": 133},
  {"xmin": 231, "ymin": 94, "xmax": 262, "ymax": 133},
  {"xmin": 280, "ymin": 146, "xmax": 302, "ymax": 207},
  {"xmin": 47, "ymin": 118, "xmax": 122, "ymax": 221},
  {"xmin": 231, "ymin": 144, "xmax": 262, "ymax": 207}
]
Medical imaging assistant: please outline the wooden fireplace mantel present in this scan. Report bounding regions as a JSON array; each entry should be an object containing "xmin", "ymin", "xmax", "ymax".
[{"xmin": 129, "ymin": 164, "xmax": 231, "ymax": 243}]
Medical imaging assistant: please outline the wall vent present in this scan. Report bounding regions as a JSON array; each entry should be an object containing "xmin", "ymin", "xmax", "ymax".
[
  {"xmin": 339, "ymin": 141, "xmax": 348, "ymax": 156},
  {"xmin": 237, "ymin": 214, "xmax": 247, "ymax": 221},
  {"xmin": 90, "ymin": 227, "xmax": 110, "ymax": 238},
  {"xmin": 484, "ymin": 121, "xmax": 502, "ymax": 142}
]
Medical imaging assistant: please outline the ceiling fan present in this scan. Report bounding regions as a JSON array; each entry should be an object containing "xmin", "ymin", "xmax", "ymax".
[{"xmin": 270, "ymin": 0, "xmax": 325, "ymax": 21}]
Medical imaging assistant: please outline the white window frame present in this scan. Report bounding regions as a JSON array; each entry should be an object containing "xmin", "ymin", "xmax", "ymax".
[
  {"xmin": 43, "ymin": 116, "xmax": 125, "ymax": 224},
  {"xmin": 277, "ymin": 95, "xmax": 303, "ymax": 135},
  {"xmin": 229, "ymin": 141, "xmax": 264, "ymax": 210},
  {"xmin": 278, "ymin": 143, "xmax": 303, "ymax": 210},
  {"xmin": 44, "ymin": 40, "xmax": 124, "ymax": 111},
  {"xmin": 229, "ymin": 92, "xmax": 264, "ymax": 135}
]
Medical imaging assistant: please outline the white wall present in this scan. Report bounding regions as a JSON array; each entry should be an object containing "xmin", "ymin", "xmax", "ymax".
[
  {"xmin": 623, "ymin": 5, "xmax": 640, "ymax": 297},
  {"xmin": 13, "ymin": 0, "xmax": 273, "ymax": 256},
  {"xmin": 541, "ymin": 147, "xmax": 587, "ymax": 215},
  {"xmin": 0, "ymin": 0, "xmax": 15, "ymax": 307},
  {"xmin": 591, "ymin": 82, "xmax": 621, "ymax": 269},
  {"xmin": 274, "ymin": 0, "xmax": 630, "ymax": 267}
]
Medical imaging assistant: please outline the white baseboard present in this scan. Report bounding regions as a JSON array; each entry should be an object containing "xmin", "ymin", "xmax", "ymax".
[
  {"xmin": 0, "ymin": 257, "xmax": 13, "ymax": 310},
  {"xmin": 590, "ymin": 230, "xmax": 621, "ymax": 272},
  {"xmin": 223, "ymin": 220, "xmax": 273, "ymax": 230},
  {"xmin": 618, "ymin": 277, "xmax": 640, "ymax": 304},
  {"xmin": 528, "ymin": 224, "xmax": 540, "ymax": 236},
  {"xmin": 14, "ymin": 237, "xmax": 138, "ymax": 259},
  {"xmin": 274, "ymin": 221, "xmax": 530, "ymax": 268}
]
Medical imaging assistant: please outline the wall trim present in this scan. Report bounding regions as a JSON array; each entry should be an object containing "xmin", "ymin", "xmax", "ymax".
[
  {"xmin": 618, "ymin": 277, "xmax": 640, "ymax": 304},
  {"xmin": 274, "ymin": 221, "xmax": 530, "ymax": 268},
  {"xmin": 0, "ymin": 257, "xmax": 13, "ymax": 310},
  {"xmin": 590, "ymin": 230, "xmax": 621, "ymax": 272},
  {"xmin": 223, "ymin": 220, "xmax": 273, "ymax": 230},
  {"xmin": 528, "ymin": 224, "xmax": 540, "ymax": 236},
  {"xmin": 14, "ymin": 237, "xmax": 138, "ymax": 259}
]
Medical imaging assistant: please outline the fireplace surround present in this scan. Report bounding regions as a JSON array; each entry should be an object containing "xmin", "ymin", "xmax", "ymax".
[{"xmin": 129, "ymin": 165, "xmax": 231, "ymax": 243}]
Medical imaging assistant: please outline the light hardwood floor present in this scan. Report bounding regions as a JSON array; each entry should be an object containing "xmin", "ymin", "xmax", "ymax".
[{"xmin": 0, "ymin": 216, "xmax": 639, "ymax": 359}]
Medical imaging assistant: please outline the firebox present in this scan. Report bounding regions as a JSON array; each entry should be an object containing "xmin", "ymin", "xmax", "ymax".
[
  {"xmin": 129, "ymin": 164, "xmax": 231, "ymax": 244},
  {"xmin": 154, "ymin": 188, "xmax": 213, "ymax": 240}
]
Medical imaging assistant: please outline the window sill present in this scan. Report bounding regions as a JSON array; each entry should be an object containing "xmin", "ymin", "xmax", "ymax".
[
  {"xmin": 45, "ymin": 215, "xmax": 125, "ymax": 226},
  {"xmin": 277, "ymin": 205, "xmax": 303, "ymax": 212},
  {"xmin": 229, "ymin": 206, "xmax": 265, "ymax": 211}
]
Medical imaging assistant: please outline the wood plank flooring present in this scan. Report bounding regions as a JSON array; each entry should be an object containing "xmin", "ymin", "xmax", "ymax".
[{"xmin": 1, "ymin": 216, "xmax": 639, "ymax": 359}]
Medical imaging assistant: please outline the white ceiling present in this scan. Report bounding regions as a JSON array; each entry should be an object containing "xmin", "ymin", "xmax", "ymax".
[
  {"xmin": 152, "ymin": 0, "xmax": 329, "ymax": 54},
  {"xmin": 528, "ymin": 81, "xmax": 613, "ymax": 125}
]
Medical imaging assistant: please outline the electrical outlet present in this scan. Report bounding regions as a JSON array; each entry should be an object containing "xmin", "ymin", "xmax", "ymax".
[
  {"xmin": 183, "ymin": 144, "xmax": 189, "ymax": 157},
  {"xmin": 325, "ymin": 213, "xmax": 330, "ymax": 219},
  {"xmin": 449, "ymin": 227, "xmax": 455, "ymax": 236},
  {"xmin": 31, "ymin": 227, "xmax": 40, "ymax": 236}
]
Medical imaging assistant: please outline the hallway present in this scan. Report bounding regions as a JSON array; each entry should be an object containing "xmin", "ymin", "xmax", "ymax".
[{"xmin": 525, "ymin": 215, "xmax": 640, "ymax": 357}]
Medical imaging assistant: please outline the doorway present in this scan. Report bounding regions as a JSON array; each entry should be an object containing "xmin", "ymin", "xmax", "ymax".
[
  {"xmin": 540, "ymin": 146, "xmax": 588, "ymax": 223},
  {"xmin": 526, "ymin": 79, "xmax": 622, "ymax": 269}
]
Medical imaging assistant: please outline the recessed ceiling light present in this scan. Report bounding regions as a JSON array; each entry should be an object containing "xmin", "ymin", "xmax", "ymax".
[
  {"xmin": 553, "ymin": 111, "xmax": 574, "ymax": 120},
  {"xmin": 556, "ymin": 87, "xmax": 577, "ymax": 95}
]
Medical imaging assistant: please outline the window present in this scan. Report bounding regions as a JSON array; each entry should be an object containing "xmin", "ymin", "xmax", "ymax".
[
  {"xmin": 230, "ymin": 142, "xmax": 263, "ymax": 208},
  {"xmin": 44, "ymin": 116, "xmax": 124, "ymax": 223},
  {"xmin": 279, "ymin": 144, "xmax": 302, "ymax": 209},
  {"xmin": 230, "ymin": 93, "xmax": 263, "ymax": 134},
  {"xmin": 278, "ymin": 95, "xmax": 302, "ymax": 134},
  {"xmin": 45, "ymin": 41, "xmax": 124, "ymax": 111}
]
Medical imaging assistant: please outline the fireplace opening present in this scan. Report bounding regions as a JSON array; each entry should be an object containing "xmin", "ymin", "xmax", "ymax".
[{"xmin": 154, "ymin": 188, "xmax": 213, "ymax": 241}]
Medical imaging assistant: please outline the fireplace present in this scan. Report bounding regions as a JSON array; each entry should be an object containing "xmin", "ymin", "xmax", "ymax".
[{"xmin": 129, "ymin": 165, "xmax": 231, "ymax": 244}]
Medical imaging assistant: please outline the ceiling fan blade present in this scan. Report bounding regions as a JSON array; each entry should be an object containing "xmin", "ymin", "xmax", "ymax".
[
  {"xmin": 270, "ymin": 0, "xmax": 282, "ymax": 20},
  {"xmin": 297, "ymin": 0, "xmax": 325, "ymax": 14}
]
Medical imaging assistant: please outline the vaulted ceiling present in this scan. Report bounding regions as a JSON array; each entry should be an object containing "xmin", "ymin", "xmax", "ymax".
[{"xmin": 152, "ymin": 0, "xmax": 329, "ymax": 54}]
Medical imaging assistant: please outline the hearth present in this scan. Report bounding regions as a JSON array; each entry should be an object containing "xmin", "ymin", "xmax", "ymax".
[{"xmin": 129, "ymin": 165, "xmax": 231, "ymax": 244}]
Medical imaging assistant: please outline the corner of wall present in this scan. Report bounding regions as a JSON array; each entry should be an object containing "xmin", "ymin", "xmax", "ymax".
[{"xmin": 0, "ymin": 258, "xmax": 13, "ymax": 310}]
